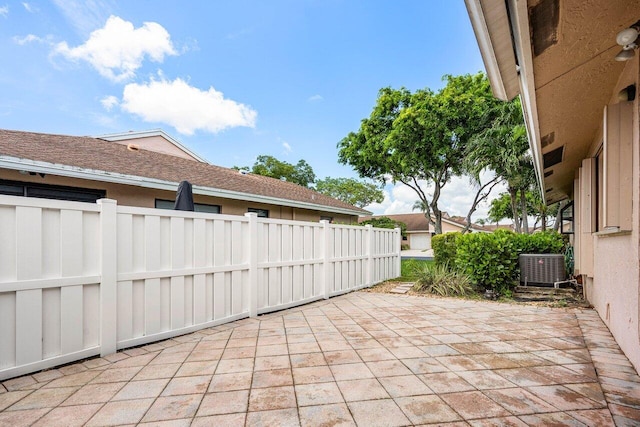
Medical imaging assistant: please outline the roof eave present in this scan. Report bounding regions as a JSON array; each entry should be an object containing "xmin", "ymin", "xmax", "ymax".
[
  {"xmin": 465, "ymin": 0, "xmax": 546, "ymax": 200},
  {"xmin": 0, "ymin": 156, "xmax": 367, "ymax": 217},
  {"xmin": 465, "ymin": 0, "xmax": 520, "ymax": 101}
]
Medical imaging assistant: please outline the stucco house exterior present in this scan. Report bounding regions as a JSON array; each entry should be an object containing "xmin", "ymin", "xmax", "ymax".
[
  {"xmin": 465, "ymin": 0, "xmax": 640, "ymax": 371},
  {"xmin": 0, "ymin": 129, "xmax": 368, "ymax": 222},
  {"xmin": 360, "ymin": 213, "xmax": 487, "ymax": 250}
]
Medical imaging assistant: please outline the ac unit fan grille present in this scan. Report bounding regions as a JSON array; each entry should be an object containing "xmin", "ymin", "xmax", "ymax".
[{"xmin": 519, "ymin": 254, "xmax": 566, "ymax": 286}]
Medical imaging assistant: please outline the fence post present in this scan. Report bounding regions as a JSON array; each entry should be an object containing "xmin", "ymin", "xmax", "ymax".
[
  {"xmin": 245, "ymin": 213, "xmax": 259, "ymax": 317},
  {"xmin": 321, "ymin": 220, "xmax": 331, "ymax": 299},
  {"xmin": 366, "ymin": 224, "xmax": 374, "ymax": 287},
  {"xmin": 395, "ymin": 227, "xmax": 402, "ymax": 278},
  {"xmin": 98, "ymin": 199, "xmax": 117, "ymax": 356}
]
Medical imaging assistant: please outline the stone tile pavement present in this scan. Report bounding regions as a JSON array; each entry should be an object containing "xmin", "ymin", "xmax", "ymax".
[{"xmin": 1, "ymin": 292, "xmax": 640, "ymax": 426}]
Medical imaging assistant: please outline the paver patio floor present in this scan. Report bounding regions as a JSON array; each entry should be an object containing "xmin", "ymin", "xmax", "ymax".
[{"xmin": 1, "ymin": 292, "xmax": 640, "ymax": 426}]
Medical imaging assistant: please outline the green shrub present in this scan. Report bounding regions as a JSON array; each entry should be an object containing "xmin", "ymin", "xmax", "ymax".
[
  {"xmin": 412, "ymin": 263, "xmax": 474, "ymax": 297},
  {"xmin": 518, "ymin": 231, "xmax": 565, "ymax": 254},
  {"xmin": 401, "ymin": 244, "xmax": 410, "ymax": 251},
  {"xmin": 432, "ymin": 232, "xmax": 460, "ymax": 267},
  {"xmin": 453, "ymin": 229, "xmax": 565, "ymax": 295},
  {"xmin": 455, "ymin": 230, "xmax": 519, "ymax": 295}
]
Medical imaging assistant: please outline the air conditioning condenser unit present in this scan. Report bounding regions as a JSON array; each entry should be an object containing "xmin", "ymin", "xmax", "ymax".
[{"xmin": 519, "ymin": 254, "xmax": 566, "ymax": 288}]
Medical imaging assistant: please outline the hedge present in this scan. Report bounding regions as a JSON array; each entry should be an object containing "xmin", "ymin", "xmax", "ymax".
[{"xmin": 432, "ymin": 230, "xmax": 565, "ymax": 294}]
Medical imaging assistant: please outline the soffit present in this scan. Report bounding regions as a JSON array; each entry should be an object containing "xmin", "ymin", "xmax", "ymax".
[{"xmin": 528, "ymin": 0, "xmax": 640, "ymax": 203}]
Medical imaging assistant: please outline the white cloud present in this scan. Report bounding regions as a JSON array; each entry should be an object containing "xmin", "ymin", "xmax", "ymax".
[
  {"xmin": 100, "ymin": 95, "xmax": 119, "ymax": 111},
  {"xmin": 121, "ymin": 77, "xmax": 257, "ymax": 135},
  {"xmin": 308, "ymin": 94, "xmax": 323, "ymax": 102},
  {"xmin": 282, "ymin": 141, "xmax": 292, "ymax": 154},
  {"xmin": 54, "ymin": 15, "xmax": 176, "ymax": 82},
  {"xmin": 22, "ymin": 2, "xmax": 37, "ymax": 12},
  {"xmin": 13, "ymin": 34, "xmax": 45, "ymax": 45},
  {"xmin": 0, "ymin": 5, "xmax": 8, "ymax": 17}
]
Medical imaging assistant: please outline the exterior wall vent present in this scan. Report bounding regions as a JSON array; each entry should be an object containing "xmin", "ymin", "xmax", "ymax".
[
  {"xmin": 544, "ymin": 170, "xmax": 554, "ymax": 178},
  {"xmin": 519, "ymin": 254, "xmax": 566, "ymax": 287},
  {"xmin": 543, "ymin": 146, "xmax": 564, "ymax": 169},
  {"xmin": 127, "ymin": 143, "xmax": 140, "ymax": 152}
]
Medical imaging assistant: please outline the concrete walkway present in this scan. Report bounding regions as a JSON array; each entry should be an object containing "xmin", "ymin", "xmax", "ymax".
[{"xmin": 1, "ymin": 292, "xmax": 639, "ymax": 426}]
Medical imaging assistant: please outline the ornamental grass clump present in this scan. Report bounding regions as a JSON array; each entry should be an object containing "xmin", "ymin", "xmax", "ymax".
[{"xmin": 412, "ymin": 263, "xmax": 475, "ymax": 297}]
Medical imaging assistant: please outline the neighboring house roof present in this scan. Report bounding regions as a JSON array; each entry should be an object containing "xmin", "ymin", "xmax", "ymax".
[
  {"xmin": 97, "ymin": 129, "xmax": 209, "ymax": 163},
  {"xmin": 0, "ymin": 129, "xmax": 369, "ymax": 216},
  {"xmin": 359, "ymin": 213, "xmax": 488, "ymax": 233}
]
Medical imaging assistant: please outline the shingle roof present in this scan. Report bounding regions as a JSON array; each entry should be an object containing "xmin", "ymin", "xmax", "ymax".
[
  {"xmin": 359, "ymin": 212, "xmax": 488, "ymax": 232},
  {"xmin": 0, "ymin": 129, "xmax": 368, "ymax": 214}
]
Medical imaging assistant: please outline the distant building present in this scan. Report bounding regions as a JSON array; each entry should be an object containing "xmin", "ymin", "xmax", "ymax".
[
  {"xmin": 0, "ymin": 129, "xmax": 368, "ymax": 222},
  {"xmin": 359, "ymin": 213, "xmax": 487, "ymax": 250}
]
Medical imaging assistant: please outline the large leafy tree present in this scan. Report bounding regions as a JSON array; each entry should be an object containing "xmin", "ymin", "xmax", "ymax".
[
  {"xmin": 314, "ymin": 177, "xmax": 383, "ymax": 208},
  {"xmin": 338, "ymin": 73, "xmax": 500, "ymax": 234},
  {"xmin": 234, "ymin": 155, "xmax": 316, "ymax": 187}
]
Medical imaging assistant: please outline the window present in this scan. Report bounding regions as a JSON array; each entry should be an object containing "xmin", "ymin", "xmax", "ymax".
[
  {"xmin": 559, "ymin": 201, "xmax": 573, "ymax": 234},
  {"xmin": 155, "ymin": 199, "xmax": 221, "ymax": 214},
  {"xmin": 248, "ymin": 208, "xmax": 269, "ymax": 218},
  {"xmin": 0, "ymin": 179, "xmax": 105, "ymax": 203}
]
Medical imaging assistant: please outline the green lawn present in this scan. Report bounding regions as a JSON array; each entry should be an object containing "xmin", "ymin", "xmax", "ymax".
[{"xmin": 399, "ymin": 258, "xmax": 434, "ymax": 281}]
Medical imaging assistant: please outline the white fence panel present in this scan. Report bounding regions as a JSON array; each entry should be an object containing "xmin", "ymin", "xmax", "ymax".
[
  {"xmin": 0, "ymin": 195, "xmax": 400, "ymax": 380},
  {"xmin": 114, "ymin": 207, "xmax": 251, "ymax": 350},
  {"xmin": 256, "ymin": 219, "xmax": 325, "ymax": 315},
  {"xmin": 0, "ymin": 196, "xmax": 102, "ymax": 379}
]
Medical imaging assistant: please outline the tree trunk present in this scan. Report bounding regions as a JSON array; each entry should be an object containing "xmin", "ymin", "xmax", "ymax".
[
  {"xmin": 520, "ymin": 189, "xmax": 529, "ymax": 234},
  {"xmin": 431, "ymin": 180, "xmax": 443, "ymax": 234},
  {"xmin": 462, "ymin": 177, "xmax": 501, "ymax": 234},
  {"xmin": 508, "ymin": 187, "xmax": 521, "ymax": 233}
]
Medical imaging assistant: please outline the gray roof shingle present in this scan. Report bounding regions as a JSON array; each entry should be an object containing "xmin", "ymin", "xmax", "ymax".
[{"xmin": 0, "ymin": 129, "xmax": 368, "ymax": 214}]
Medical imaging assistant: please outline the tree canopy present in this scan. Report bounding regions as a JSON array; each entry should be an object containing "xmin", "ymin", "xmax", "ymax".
[
  {"xmin": 234, "ymin": 155, "xmax": 316, "ymax": 188},
  {"xmin": 465, "ymin": 97, "xmax": 534, "ymax": 233},
  {"xmin": 314, "ymin": 177, "xmax": 383, "ymax": 208},
  {"xmin": 234, "ymin": 155, "xmax": 383, "ymax": 208},
  {"xmin": 338, "ymin": 73, "xmax": 501, "ymax": 233},
  {"xmin": 360, "ymin": 216, "xmax": 407, "ymax": 237}
]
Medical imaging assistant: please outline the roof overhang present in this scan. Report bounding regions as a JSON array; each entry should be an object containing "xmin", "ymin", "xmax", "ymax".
[
  {"xmin": 0, "ymin": 156, "xmax": 369, "ymax": 217},
  {"xmin": 465, "ymin": 0, "xmax": 520, "ymax": 101},
  {"xmin": 465, "ymin": 0, "xmax": 640, "ymax": 204}
]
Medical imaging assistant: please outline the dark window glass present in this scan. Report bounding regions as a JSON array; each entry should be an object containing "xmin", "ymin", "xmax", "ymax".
[
  {"xmin": 0, "ymin": 182, "xmax": 24, "ymax": 196},
  {"xmin": 155, "ymin": 199, "xmax": 221, "ymax": 214},
  {"xmin": 0, "ymin": 179, "xmax": 105, "ymax": 203},
  {"xmin": 248, "ymin": 208, "xmax": 269, "ymax": 218}
]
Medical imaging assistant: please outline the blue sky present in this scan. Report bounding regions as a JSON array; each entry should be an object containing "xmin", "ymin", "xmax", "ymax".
[{"xmin": 0, "ymin": 1, "xmax": 502, "ymax": 218}]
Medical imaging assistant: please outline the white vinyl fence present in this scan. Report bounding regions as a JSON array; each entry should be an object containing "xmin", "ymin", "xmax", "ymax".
[{"xmin": 0, "ymin": 195, "xmax": 401, "ymax": 380}]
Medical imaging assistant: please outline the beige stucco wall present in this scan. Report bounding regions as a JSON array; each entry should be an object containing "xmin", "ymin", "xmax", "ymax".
[
  {"xmin": 580, "ymin": 57, "xmax": 640, "ymax": 372},
  {"xmin": 0, "ymin": 169, "xmax": 357, "ymax": 224}
]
